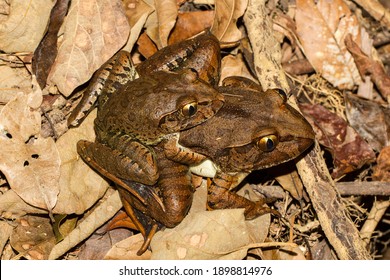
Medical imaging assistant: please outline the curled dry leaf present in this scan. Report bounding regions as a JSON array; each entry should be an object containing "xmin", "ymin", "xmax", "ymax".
[
  {"xmin": 122, "ymin": 0, "xmax": 154, "ymax": 52},
  {"xmin": 299, "ymin": 103, "xmax": 375, "ymax": 179},
  {"xmin": 10, "ymin": 216, "xmax": 56, "ymax": 260},
  {"xmin": 345, "ymin": 93, "xmax": 390, "ymax": 151},
  {"xmin": 345, "ymin": 34, "xmax": 390, "ymax": 102},
  {"xmin": 0, "ymin": 0, "xmax": 55, "ymax": 52},
  {"xmin": 0, "ymin": 88, "xmax": 60, "ymax": 212},
  {"xmin": 0, "ymin": 190, "xmax": 48, "ymax": 219},
  {"xmin": 211, "ymin": 0, "xmax": 248, "ymax": 45},
  {"xmin": 48, "ymin": 0, "xmax": 130, "ymax": 96},
  {"xmin": 0, "ymin": 220, "xmax": 14, "ymax": 256},
  {"xmin": 33, "ymin": 0, "xmax": 71, "ymax": 89},
  {"xmin": 295, "ymin": 0, "xmax": 361, "ymax": 89},
  {"xmin": 144, "ymin": 0, "xmax": 177, "ymax": 49},
  {"xmin": 54, "ymin": 110, "xmax": 109, "ymax": 214},
  {"xmin": 150, "ymin": 209, "xmax": 270, "ymax": 260}
]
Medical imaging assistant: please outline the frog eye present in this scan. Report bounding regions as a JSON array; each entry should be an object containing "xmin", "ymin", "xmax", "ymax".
[
  {"xmin": 181, "ymin": 102, "xmax": 198, "ymax": 117},
  {"xmin": 276, "ymin": 89, "xmax": 287, "ymax": 102},
  {"xmin": 257, "ymin": 134, "xmax": 279, "ymax": 152}
]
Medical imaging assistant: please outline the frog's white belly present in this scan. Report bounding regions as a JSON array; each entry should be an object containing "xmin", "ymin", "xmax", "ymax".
[{"xmin": 189, "ymin": 159, "xmax": 217, "ymax": 178}]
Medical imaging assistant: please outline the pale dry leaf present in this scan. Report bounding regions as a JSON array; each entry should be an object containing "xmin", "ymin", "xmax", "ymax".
[
  {"xmin": 48, "ymin": 0, "xmax": 130, "ymax": 96},
  {"xmin": 104, "ymin": 233, "xmax": 152, "ymax": 260},
  {"xmin": 220, "ymin": 54, "xmax": 257, "ymax": 85},
  {"xmin": 0, "ymin": 189, "xmax": 48, "ymax": 219},
  {"xmin": 295, "ymin": 0, "xmax": 361, "ymax": 89},
  {"xmin": 0, "ymin": 65, "xmax": 32, "ymax": 104},
  {"xmin": 49, "ymin": 189, "xmax": 123, "ymax": 260},
  {"xmin": 0, "ymin": 87, "xmax": 60, "ymax": 211},
  {"xmin": 243, "ymin": 0, "xmax": 289, "ymax": 91},
  {"xmin": 54, "ymin": 110, "xmax": 109, "ymax": 214},
  {"xmin": 144, "ymin": 0, "xmax": 177, "ymax": 49},
  {"xmin": 0, "ymin": 220, "xmax": 14, "ymax": 256},
  {"xmin": 151, "ymin": 209, "xmax": 260, "ymax": 260},
  {"xmin": 122, "ymin": 0, "xmax": 154, "ymax": 52},
  {"xmin": 0, "ymin": 0, "xmax": 55, "ymax": 52},
  {"xmin": 211, "ymin": 0, "xmax": 248, "ymax": 44},
  {"xmin": 10, "ymin": 216, "xmax": 56, "ymax": 260},
  {"xmin": 155, "ymin": 0, "xmax": 177, "ymax": 48}
]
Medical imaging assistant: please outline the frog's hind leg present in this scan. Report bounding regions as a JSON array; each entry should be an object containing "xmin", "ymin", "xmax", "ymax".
[
  {"xmin": 77, "ymin": 140, "xmax": 160, "ymax": 205},
  {"xmin": 207, "ymin": 172, "xmax": 281, "ymax": 219}
]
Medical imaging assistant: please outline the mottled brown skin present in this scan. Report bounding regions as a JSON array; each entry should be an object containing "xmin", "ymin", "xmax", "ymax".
[{"xmin": 137, "ymin": 32, "xmax": 221, "ymax": 86}]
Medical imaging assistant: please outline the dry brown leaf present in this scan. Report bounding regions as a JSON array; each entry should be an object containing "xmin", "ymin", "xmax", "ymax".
[
  {"xmin": 122, "ymin": 0, "xmax": 154, "ymax": 52},
  {"xmin": 262, "ymin": 246, "xmax": 306, "ymax": 260},
  {"xmin": 0, "ymin": 0, "xmax": 55, "ymax": 52},
  {"xmin": 211, "ymin": 0, "xmax": 247, "ymax": 44},
  {"xmin": 373, "ymin": 146, "xmax": 390, "ymax": 181},
  {"xmin": 144, "ymin": 0, "xmax": 178, "ymax": 49},
  {"xmin": 33, "ymin": 0, "xmax": 71, "ymax": 89},
  {"xmin": 54, "ymin": 110, "xmax": 109, "ymax": 214},
  {"xmin": 295, "ymin": 0, "xmax": 361, "ymax": 89},
  {"xmin": 345, "ymin": 93, "xmax": 390, "ymax": 151},
  {"xmin": 49, "ymin": 189, "xmax": 123, "ymax": 260},
  {"xmin": 78, "ymin": 228, "xmax": 132, "ymax": 260},
  {"xmin": 169, "ymin": 11, "xmax": 214, "ymax": 44},
  {"xmin": 104, "ymin": 233, "xmax": 152, "ymax": 260},
  {"xmin": 150, "ymin": 209, "xmax": 269, "ymax": 260},
  {"xmin": 10, "ymin": 216, "xmax": 56, "ymax": 260},
  {"xmin": 48, "ymin": 0, "xmax": 130, "ymax": 96},
  {"xmin": 0, "ymin": 85, "xmax": 60, "ymax": 212},
  {"xmin": 299, "ymin": 103, "xmax": 375, "ymax": 179}
]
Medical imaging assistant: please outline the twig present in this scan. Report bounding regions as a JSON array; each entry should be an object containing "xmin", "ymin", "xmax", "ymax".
[
  {"xmin": 360, "ymin": 198, "xmax": 390, "ymax": 246},
  {"xmin": 336, "ymin": 181, "xmax": 390, "ymax": 196},
  {"xmin": 352, "ymin": 0, "xmax": 390, "ymax": 29}
]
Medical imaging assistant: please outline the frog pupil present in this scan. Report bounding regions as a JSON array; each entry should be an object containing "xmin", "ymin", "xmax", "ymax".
[
  {"xmin": 266, "ymin": 138, "xmax": 275, "ymax": 151},
  {"xmin": 188, "ymin": 104, "xmax": 196, "ymax": 116}
]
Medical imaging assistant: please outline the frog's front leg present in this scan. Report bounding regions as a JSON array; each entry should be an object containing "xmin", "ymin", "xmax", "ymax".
[
  {"xmin": 68, "ymin": 51, "xmax": 137, "ymax": 127},
  {"xmin": 77, "ymin": 140, "xmax": 159, "ymax": 186},
  {"xmin": 207, "ymin": 171, "xmax": 280, "ymax": 219},
  {"xmin": 163, "ymin": 135, "xmax": 207, "ymax": 165}
]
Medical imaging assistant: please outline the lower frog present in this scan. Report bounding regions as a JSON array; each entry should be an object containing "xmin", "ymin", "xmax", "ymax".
[{"xmin": 117, "ymin": 77, "xmax": 315, "ymax": 254}]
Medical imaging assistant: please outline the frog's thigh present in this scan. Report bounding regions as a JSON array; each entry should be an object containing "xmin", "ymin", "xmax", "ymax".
[{"xmin": 77, "ymin": 140, "xmax": 159, "ymax": 185}]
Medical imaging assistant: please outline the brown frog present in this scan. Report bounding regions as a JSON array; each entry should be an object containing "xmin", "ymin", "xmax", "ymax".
[{"xmin": 117, "ymin": 77, "xmax": 315, "ymax": 254}]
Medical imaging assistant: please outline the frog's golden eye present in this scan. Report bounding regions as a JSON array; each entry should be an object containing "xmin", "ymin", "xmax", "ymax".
[
  {"xmin": 257, "ymin": 134, "xmax": 279, "ymax": 152},
  {"xmin": 276, "ymin": 89, "xmax": 287, "ymax": 102},
  {"xmin": 181, "ymin": 102, "xmax": 198, "ymax": 117}
]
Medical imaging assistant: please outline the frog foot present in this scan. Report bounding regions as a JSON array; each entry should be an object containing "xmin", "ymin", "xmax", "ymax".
[{"xmin": 244, "ymin": 201, "xmax": 281, "ymax": 220}]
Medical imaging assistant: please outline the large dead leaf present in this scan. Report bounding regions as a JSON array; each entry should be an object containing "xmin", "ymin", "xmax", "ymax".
[
  {"xmin": 54, "ymin": 110, "xmax": 109, "ymax": 214},
  {"xmin": 48, "ymin": 0, "xmax": 130, "ymax": 96},
  {"xmin": 299, "ymin": 103, "xmax": 375, "ymax": 178},
  {"xmin": 0, "ymin": 0, "xmax": 55, "ymax": 52},
  {"xmin": 0, "ymin": 86, "xmax": 60, "ymax": 212},
  {"xmin": 295, "ymin": 0, "xmax": 361, "ymax": 89},
  {"xmin": 211, "ymin": 0, "xmax": 248, "ymax": 44},
  {"xmin": 150, "ymin": 209, "xmax": 270, "ymax": 260}
]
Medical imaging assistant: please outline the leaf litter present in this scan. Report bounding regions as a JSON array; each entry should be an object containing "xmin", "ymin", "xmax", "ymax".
[{"xmin": 0, "ymin": 0, "xmax": 389, "ymax": 260}]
